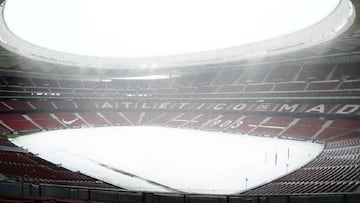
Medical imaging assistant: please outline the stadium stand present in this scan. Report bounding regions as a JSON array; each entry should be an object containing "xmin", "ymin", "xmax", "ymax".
[
  {"xmin": 2, "ymin": 64, "xmax": 360, "ymax": 202},
  {"xmin": 273, "ymin": 82, "xmax": 307, "ymax": 91},
  {"xmin": 0, "ymin": 150, "xmax": 114, "ymax": 188},
  {"xmin": 1, "ymin": 94, "xmax": 360, "ymax": 196},
  {"xmin": 339, "ymin": 80, "xmax": 360, "ymax": 90},
  {"xmin": 26, "ymin": 113, "xmax": 63, "ymax": 129},
  {"xmin": 331, "ymin": 64, "xmax": 360, "ymax": 80},
  {"xmin": 244, "ymin": 138, "xmax": 360, "ymax": 194}
]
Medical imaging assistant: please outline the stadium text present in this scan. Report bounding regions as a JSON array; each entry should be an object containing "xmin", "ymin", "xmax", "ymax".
[{"xmin": 96, "ymin": 101, "xmax": 360, "ymax": 115}]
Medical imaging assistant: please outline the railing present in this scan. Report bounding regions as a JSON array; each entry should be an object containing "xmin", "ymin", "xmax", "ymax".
[
  {"xmin": 1, "ymin": 86, "xmax": 360, "ymax": 100},
  {"xmin": 20, "ymin": 175, "xmax": 32, "ymax": 196},
  {"xmin": 0, "ymin": 181, "xmax": 359, "ymax": 203}
]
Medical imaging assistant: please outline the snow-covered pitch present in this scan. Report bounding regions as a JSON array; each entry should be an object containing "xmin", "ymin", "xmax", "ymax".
[{"xmin": 11, "ymin": 126, "xmax": 323, "ymax": 194}]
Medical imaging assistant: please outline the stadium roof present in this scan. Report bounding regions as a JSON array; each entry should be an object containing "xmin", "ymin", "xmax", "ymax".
[
  {"xmin": 0, "ymin": 0, "xmax": 359, "ymax": 79},
  {"xmin": 3, "ymin": 0, "xmax": 340, "ymax": 58}
]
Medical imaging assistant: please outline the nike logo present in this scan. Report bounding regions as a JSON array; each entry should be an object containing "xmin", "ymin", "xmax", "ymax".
[{"xmin": 62, "ymin": 118, "xmax": 79, "ymax": 125}]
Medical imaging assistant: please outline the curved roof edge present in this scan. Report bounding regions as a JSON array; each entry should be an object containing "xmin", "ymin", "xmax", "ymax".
[{"xmin": 0, "ymin": 0, "xmax": 355, "ymax": 70}]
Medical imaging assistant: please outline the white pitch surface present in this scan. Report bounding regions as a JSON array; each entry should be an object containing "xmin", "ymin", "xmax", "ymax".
[{"xmin": 11, "ymin": 126, "xmax": 323, "ymax": 194}]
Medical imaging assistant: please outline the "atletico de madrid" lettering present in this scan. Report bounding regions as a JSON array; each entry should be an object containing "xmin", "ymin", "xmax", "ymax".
[{"xmin": 94, "ymin": 101, "xmax": 359, "ymax": 115}]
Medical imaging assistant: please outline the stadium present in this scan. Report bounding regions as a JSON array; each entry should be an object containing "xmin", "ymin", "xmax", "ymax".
[{"xmin": 0, "ymin": 0, "xmax": 359, "ymax": 202}]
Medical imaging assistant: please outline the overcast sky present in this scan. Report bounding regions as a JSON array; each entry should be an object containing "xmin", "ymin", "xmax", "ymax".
[{"xmin": 4, "ymin": 0, "xmax": 339, "ymax": 58}]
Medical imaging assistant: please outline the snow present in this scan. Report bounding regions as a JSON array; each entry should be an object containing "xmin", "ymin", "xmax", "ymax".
[{"xmin": 11, "ymin": 126, "xmax": 323, "ymax": 194}]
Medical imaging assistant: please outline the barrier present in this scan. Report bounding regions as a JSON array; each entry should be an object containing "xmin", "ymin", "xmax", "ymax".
[{"xmin": 0, "ymin": 181, "xmax": 359, "ymax": 203}]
